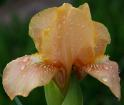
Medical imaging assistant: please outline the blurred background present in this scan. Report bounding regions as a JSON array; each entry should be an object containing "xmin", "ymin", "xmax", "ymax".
[{"xmin": 0, "ymin": 0, "xmax": 124, "ymax": 105}]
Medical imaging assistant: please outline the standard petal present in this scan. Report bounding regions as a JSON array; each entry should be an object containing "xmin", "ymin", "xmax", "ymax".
[
  {"xmin": 29, "ymin": 7, "xmax": 57, "ymax": 53},
  {"xmin": 66, "ymin": 3, "xmax": 95, "ymax": 64},
  {"xmin": 93, "ymin": 21, "xmax": 111, "ymax": 57},
  {"xmin": 82, "ymin": 58, "xmax": 120, "ymax": 99},
  {"xmin": 2, "ymin": 54, "xmax": 57, "ymax": 100},
  {"xmin": 78, "ymin": 3, "xmax": 91, "ymax": 19}
]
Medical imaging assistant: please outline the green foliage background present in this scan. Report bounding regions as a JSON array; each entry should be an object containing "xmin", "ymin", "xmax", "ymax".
[{"xmin": 0, "ymin": 0, "xmax": 124, "ymax": 105}]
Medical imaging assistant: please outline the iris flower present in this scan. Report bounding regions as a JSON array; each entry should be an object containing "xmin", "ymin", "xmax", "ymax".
[{"xmin": 2, "ymin": 3, "xmax": 120, "ymax": 100}]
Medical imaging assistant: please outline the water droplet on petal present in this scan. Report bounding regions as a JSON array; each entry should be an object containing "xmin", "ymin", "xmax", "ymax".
[
  {"xmin": 81, "ymin": 25, "xmax": 85, "ymax": 28},
  {"xmin": 104, "ymin": 66, "xmax": 109, "ymax": 70},
  {"xmin": 21, "ymin": 66, "xmax": 25, "ymax": 70},
  {"xmin": 102, "ymin": 77, "xmax": 108, "ymax": 82},
  {"xmin": 23, "ymin": 57, "xmax": 29, "ymax": 62}
]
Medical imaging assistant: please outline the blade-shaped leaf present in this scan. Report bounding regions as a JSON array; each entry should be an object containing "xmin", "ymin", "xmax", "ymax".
[
  {"xmin": 45, "ymin": 74, "xmax": 83, "ymax": 105},
  {"xmin": 44, "ymin": 80, "xmax": 64, "ymax": 105},
  {"xmin": 62, "ymin": 75, "xmax": 83, "ymax": 105}
]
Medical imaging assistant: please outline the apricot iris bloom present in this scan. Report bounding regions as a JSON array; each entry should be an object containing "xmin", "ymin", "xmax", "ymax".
[{"xmin": 2, "ymin": 3, "xmax": 120, "ymax": 100}]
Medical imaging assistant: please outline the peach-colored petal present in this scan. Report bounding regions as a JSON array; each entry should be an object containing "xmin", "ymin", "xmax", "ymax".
[
  {"xmin": 82, "ymin": 58, "xmax": 120, "ymax": 99},
  {"xmin": 29, "ymin": 3, "xmax": 96, "ymax": 67},
  {"xmin": 79, "ymin": 4, "xmax": 110, "ymax": 57},
  {"xmin": 29, "ymin": 4, "xmax": 73, "ymax": 70},
  {"xmin": 29, "ymin": 7, "xmax": 57, "ymax": 53},
  {"xmin": 93, "ymin": 21, "xmax": 111, "ymax": 57},
  {"xmin": 2, "ymin": 54, "xmax": 57, "ymax": 100},
  {"xmin": 66, "ymin": 3, "xmax": 95, "ymax": 65},
  {"xmin": 78, "ymin": 3, "xmax": 91, "ymax": 19}
]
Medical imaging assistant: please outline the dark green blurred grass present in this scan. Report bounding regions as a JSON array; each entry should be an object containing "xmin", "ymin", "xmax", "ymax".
[{"xmin": 0, "ymin": 0, "xmax": 124, "ymax": 105}]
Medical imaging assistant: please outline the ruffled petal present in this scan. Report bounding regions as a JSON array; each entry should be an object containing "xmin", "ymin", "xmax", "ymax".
[
  {"xmin": 82, "ymin": 57, "xmax": 120, "ymax": 99},
  {"xmin": 2, "ymin": 54, "xmax": 57, "ymax": 100},
  {"xmin": 93, "ymin": 21, "xmax": 111, "ymax": 57},
  {"xmin": 78, "ymin": 3, "xmax": 91, "ymax": 19},
  {"xmin": 67, "ymin": 3, "xmax": 95, "ymax": 64},
  {"xmin": 29, "ymin": 7, "xmax": 57, "ymax": 53}
]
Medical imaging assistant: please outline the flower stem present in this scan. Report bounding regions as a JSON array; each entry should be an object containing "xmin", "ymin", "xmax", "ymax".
[{"xmin": 14, "ymin": 97, "xmax": 23, "ymax": 105}]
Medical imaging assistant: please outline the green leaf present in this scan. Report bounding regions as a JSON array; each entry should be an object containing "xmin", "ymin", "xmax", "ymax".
[
  {"xmin": 62, "ymin": 75, "xmax": 83, "ymax": 105},
  {"xmin": 44, "ymin": 80, "xmax": 64, "ymax": 105},
  {"xmin": 44, "ymin": 75, "xmax": 83, "ymax": 105},
  {"xmin": 14, "ymin": 97, "xmax": 23, "ymax": 105}
]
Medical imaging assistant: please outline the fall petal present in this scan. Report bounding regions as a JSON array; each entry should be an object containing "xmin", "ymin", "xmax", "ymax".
[
  {"xmin": 2, "ymin": 54, "xmax": 57, "ymax": 100},
  {"xmin": 93, "ymin": 21, "xmax": 111, "ymax": 57},
  {"xmin": 83, "ymin": 59, "xmax": 120, "ymax": 99}
]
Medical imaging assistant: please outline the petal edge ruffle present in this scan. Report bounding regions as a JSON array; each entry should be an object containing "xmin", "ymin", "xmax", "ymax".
[
  {"xmin": 82, "ymin": 58, "xmax": 120, "ymax": 99},
  {"xmin": 2, "ymin": 54, "xmax": 57, "ymax": 100}
]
